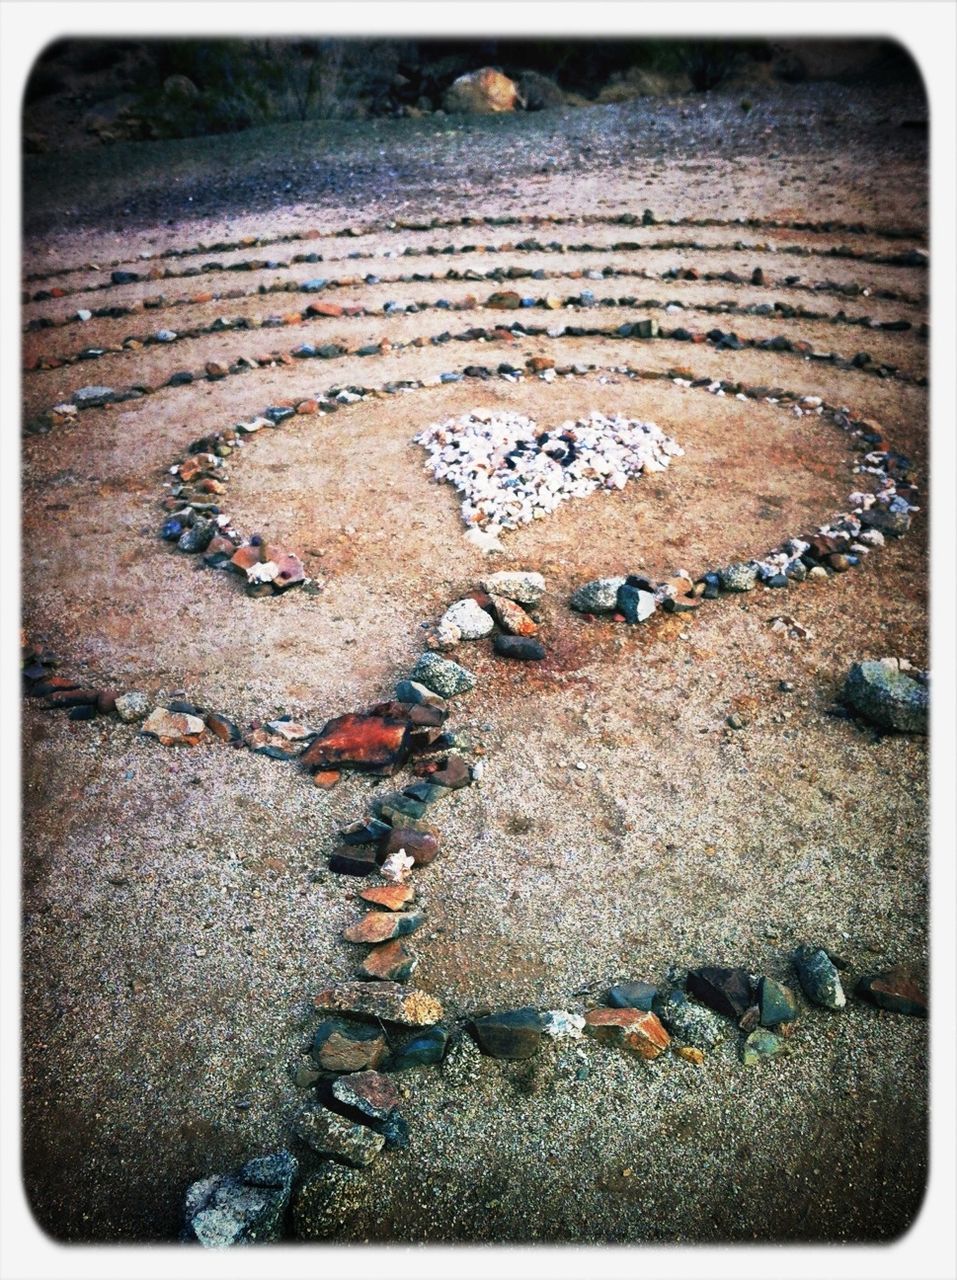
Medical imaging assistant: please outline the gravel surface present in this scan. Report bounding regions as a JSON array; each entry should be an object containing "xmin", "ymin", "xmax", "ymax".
[{"xmin": 21, "ymin": 80, "xmax": 928, "ymax": 1245}]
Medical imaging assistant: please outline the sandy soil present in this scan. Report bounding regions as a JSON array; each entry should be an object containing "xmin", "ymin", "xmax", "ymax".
[{"xmin": 20, "ymin": 81, "xmax": 929, "ymax": 1245}]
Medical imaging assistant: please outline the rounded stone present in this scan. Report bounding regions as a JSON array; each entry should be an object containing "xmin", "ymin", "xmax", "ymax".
[{"xmin": 440, "ymin": 598, "xmax": 495, "ymax": 640}]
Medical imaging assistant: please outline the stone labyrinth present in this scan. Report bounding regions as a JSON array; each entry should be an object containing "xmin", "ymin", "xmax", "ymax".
[{"xmin": 21, "ymin": 208, "xmax": 928, "ymax": 1241}]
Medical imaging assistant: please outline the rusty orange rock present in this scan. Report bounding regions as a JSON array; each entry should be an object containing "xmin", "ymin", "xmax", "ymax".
[
  {"xmin": 584, "ymin": 1008, "xmax": 670, "ymax": 1059},
  {"xmin": 359, "ymin": 884, "xmax": 415, "ymax": 911},
  {"xmin": 300, "ymin": 712, "xmax": 411, "ymax": 776},
  {"xmin": 343, "ymin": 909, "xmax": 424, "ymax": 945}
]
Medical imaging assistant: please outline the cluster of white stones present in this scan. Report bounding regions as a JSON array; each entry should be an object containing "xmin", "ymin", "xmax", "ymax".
[{"xmin": 415, "ymin": 409, "xmax": 684, "ymax": 532}]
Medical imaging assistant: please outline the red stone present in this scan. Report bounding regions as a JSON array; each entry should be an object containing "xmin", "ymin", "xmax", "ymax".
[
  {"xmin": 300, "ymin": 713, "xmax": 411, "ymax": 775},
  {"xmin": 313, "ymin": 770, "xmax": 341, "ymax": 790},
  {"xmin": 360, "ymin": 884, "xmax": 415, "ymax": 910},
  {"xmin": 379, "ymin": 828, "xmax": 439, "ymax": 866},
  {"xmin": 428, "ymin": 756, "xmax": 471, "ymax": 790},
  {"xmin": 584, "ymin": 1008, "xmax": 670, "ymax": 1059},
  {"xmin": 307, "ymin": 301, "xmax": 344, "ymax": 318}
]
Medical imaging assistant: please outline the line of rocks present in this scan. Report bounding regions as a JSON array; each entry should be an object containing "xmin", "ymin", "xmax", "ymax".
[
  {"xmin": 23, "ymin": 276, "xmax": 926, "ymax": 364},
  {"xmin": 23, "ymin": 207, "xmax": 928, "ymax": 288}
]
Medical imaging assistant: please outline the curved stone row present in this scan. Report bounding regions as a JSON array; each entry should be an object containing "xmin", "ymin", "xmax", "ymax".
[
  {"xmin": 22, "ymin": 209, "xmax": 928, "ymax": 286},
  {"xmin": 23, "ymin": 278, "xmax": 926, "ymax": 368},
  {"xmin": 22, "ymin": 229, "xmax": 928, "ymax": 309},
  {"xmin": 28, "ymin": 306, "xmax": 926, "ymax": 438}
]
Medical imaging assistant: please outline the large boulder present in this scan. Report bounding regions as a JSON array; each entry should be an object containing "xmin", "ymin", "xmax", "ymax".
[{"xmin": 443, "ymin": 67, "xmax": 521, "ymax": 114}]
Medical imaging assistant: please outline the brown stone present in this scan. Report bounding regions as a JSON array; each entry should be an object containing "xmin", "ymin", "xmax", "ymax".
[
  {"xmin": 489, "ymin": 594, "xmax": 538, "ymax": 636},
  {"xmin": 44, "ymin": 688, "xmax": 99, "ymax": 709},
  {"xmin": 331, "ymin": 1069, "xmax": 401, "ymax": 1119},
  {"xmin": 676, "ymin": 1046, "xmax": 705, "ymax": 1065},
  {"xmin": 271, "ymin": 551, "xmax": 306, "ymax": 589},
  {"xmin": 205, "ymin": 360, "xmax": 229, "ymax": 379},
  {"xmin": 343, "ymin": 909, "xmax": 425, "ymax": 945},
  {"xmin": 359, "ymin": 884, "xmax": 415, "ymax": 910},
  {"xmin": 301, "ymin": 713, "xmax": 411, "ymax": 776},
  {"xmin": 313, "ymin": 981, "xmax": 444, "ymax": 1026},
  {"xmin": 192, "ymin": 291, "xmax": 214, "ymax": 304},
  {"xmin": 856, "ymin": 967, "xmax": 927, "ymax": 1017},
  {"xmin": 358, "ymin": 938, "xmax": 419, "ymax": 982},
  {"xmin": 428, "ymin": 755, "xmax": 471, "ymax": 790},
  {"xmin": 526, "ymin": 356, "xmax": 555, "ymax": 372},
  {"xmin": 311, "ymin": 1019, "xmax": 387, "ymax": 1072},
  {"xmin": 306, "ymin": 300, "xmax": 344, "ymax": 318},
  {"xmin": 379, "ymin": 828, "xmax": 439, "ymax": 866},
  {"xmin": 487, "ymin": 290, "xmax": 522, "ymax": 309},
  {"xmin": 205, "ymin": 534, "xmax": 235, "ymax": 557},
  {"xmin": 140, "ymin": 707, "xmax": 205, "ymax": 746},
  {"xmin": 583, "ymin": 1008, "xmax": 670, "ymax": 1059},
  {"xmin": 205, "ymin": 711, "xmax": 241, "ymax": 743},
  {"xmin": 296, "ymin": 399, "xmax": 319, "ymax": 414},
  {"xmin": 178, "ymin": 453, "xmax": 218, "ymax": 483},
  {"xmin": 313, "ymin": 770, "xmax": 341, "ymax": 790},
  {"xmin": 96, "ymin": 690, "xmax": 118, "ymax": 715}
]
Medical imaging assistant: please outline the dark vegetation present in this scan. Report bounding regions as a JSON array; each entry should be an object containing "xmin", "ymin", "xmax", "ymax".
[{"xmin": 22, "ymin": 36, "xmax": 922, "ymax": 148}]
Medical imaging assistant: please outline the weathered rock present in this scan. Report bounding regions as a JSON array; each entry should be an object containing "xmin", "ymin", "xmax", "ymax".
[
  {"xmin": 757, "ymin": 977, "xmax": 799, "ymax": 1027},
  {"xmin": 861, "ymin": 505, "xmax": 911, "ymax": 537},
  {"xmin": 340, "ymin": 817, "xmax": 391, "ymax": 846},
  {"xmin": 676, "ymin": 1045, "xmax": 705, "ymax": 1065},
  {"xmin": 73, "ymin": 385, "xmax": 115, "ymax": 409},
  {"xmin": 403, "ymin": 780, "xmax": 453, "ymax": 807},
  {"xmin": 183, "ymin": 1150, "xmax": 297, "ymax": 1246},
  {"xmin": 379, "ymin": 828, "xmax": 440, "ymax": 866},
  {"xmin": 394, "ymin": 680, "xmax": 448, "ymax": 710},
  {"xmin": 359, "ymin": 884, "xmax": 415, "ymax": 910},
  {"xmin": 440, "ymin": 598, "xmax": 495, "ymax": 640},
  {"xmin": 331, "ymin": 1070, "xmax": 401, "ymax": 1120},
  {"xmin": 652, "ymin": 989, "xmax": 728, "ymax": 1049},
  {"xmin": 742, "ymin": 1028, "xmax": 785, "ymax": 1065},
  {"xmin": 473, "ymin": 1008, "xmax": 543, "ymax": 1059},
  {"xmin": 843, "ymin": 661, "xmax": 928, "ymax": 734},
  {"xmin": 141, "ymin": 707, "xmax": 205, "ymax": 746},
  {"xmin": 427, "ymin": 755, "xmax": 471, "ymax": 790},
  {"xmin": 315, "ymin": 771, "xmax": 341, "ymax": 790},
  {"xmin": 617, "ymin": 584, "xmax": 656, "ymax": 624},
  {"xmin": 409, "ymin": 652, "xmax": 477, "ymax": 697},
  {"xmin": 293, "ymin": 1103, "xmax": 385, "ymax": 1167},
  {"xmin": 311, "ymin": 1019, "xmax": 388, "ymax": 1073},
  {"xmin": 493, "ymin": 634, "xmax": 546, "ymax": 661},
  {"xmin": 489, "ymin": 594, "xmax": 538, "ymax": 635},
  {"xmin": 481, "ymin": 571, "xmax": 546, "ymax": 605},
  {"xmin": 328, "ymin": 845, "xmax": 378, "ymax": 877},
  {"xmin": 583, "ymin": 1008, "xmax": 670, "ymax": 1059},
  {"xmin": 856, "ymin": 967, "xmax": 927, "ymax": 1017},
  {"xmin": 205, "ymin": 711, "xmax": 241, "ymax": 743},
  {"xmin": 570, "ymin": 577, "xmax": 627, "ymax": 613},
  {"xmin": 300, "ymin": 713, "xmax": 411, "ymax": 775},
  {"xmin": 389, "ymin": 1025, "xmax": 449, "ymax": 1070},
  {"xmin": 313, "ymin": 981, "xmax": 444, "ymax": 1027},
  {"xmin": 245, "ymin": 728, "xmax": 305, "ymax": 760},
  {"xmin": 687, "ymin": 966, "xmax": 754, "ymax": 1019},
  {"xmin": 541, "ymin": 1010, "xmax": 586, "ymax": 1038},
  {"xmin": 794, "ymin": 945, "xmax": 846, "ymax": 1010},
  {"xmin": 607, "ymin": 981, "xmax": 658, "ymax": 1011},
  {"xmin": 115, "ymin": 691, "xmax": 149, "ymax": 723},
  {"xmin": 358, "ymin": 938, "xmax": 419, "ymax": 982},
  {"xmin": 343, "ymin": 909, "xmax": 425, "ymax": 945},
  {"xmin": 443, "ymin": 67, "xmax": 520, "ymax": 114},
  {"xmin": 719, "ymin": 563, "xmax": 758, "ymax": 592}
]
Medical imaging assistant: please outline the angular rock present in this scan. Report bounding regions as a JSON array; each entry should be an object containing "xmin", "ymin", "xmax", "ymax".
[
  {"xmin": 245, "ymin": 727, "xmax": 305, "ymax": 760},
  {"xmin": 311, "ymin": 1019, "xmax": 387, "ymax": 1072},
  {"xmin": 617, "ymin": 584, "xmax": 656, "ymax": 624},
  {"xmin": 394, "ymin": 680, "xmax": 448, "ymax": 710},
  {"xmin": 427, "ymin": 755, "xmax": 471, "ymax": 790},
  {"xmin": 856, "ymin": 967, "xmax": 927, "ymax": 1017},
  {"xmin": 359, "ymin": 884, "xmax": 415, "ymax": 911},
  {"xmin": 607, "ymin": 981, "xmax": 658, "ymax": 1012},
  {"xmin": 403, "ymin": 781, "xmax": 453, "ymax": 806},
  {"xmin": 293, "ymin": 1103, "xmax": 385, "ymax": 1167},
  {"xmin": 300, "ymin": 713, "xmax": 411, "ymax": 775},
  {"xmin": 757, "ymin": 976, "xmax": 799, "ymax": 1027},
  {"xmin": 115, "ymin": 691, "xmax": 149, "ymax": 723},
  {"xmin": 183, "ymin": 1149, "xmax": 297, "ymax": 1246},
  {"xmin": 331, "ymin": 1070, "xmax": 401, "ymax": 1120},
  {"xmin": 389, "ymin": 1025, "xmax": 449, "ymax": 1070},
  {"xmin": 794, "ymin": 945, "xmax": 846, "ymax": 1010},
  {"xmin": 313, "ymin": 981, "xmax": 444, "ymax": 1027},
  {"xmin": 570, "ymin": 577, "xmax": 627, "ymax": 613},
  {"xmin": 343, "ymin": 909, "xmax": 425, "ymax": 945},
  {"xmin": 489, "ymin": 594, "xmax": 538, "ymax": 636},
  {"xmin": 409, "ymin": 652, "xmax": 477, "ymax": 697},
  {"xmin": 440, "ymin": 598, "xmax": 495, "ymax": 640},
  {"xmin": 583, "ymin": 1008, "xmax": 670, "ymax": 1059},
  {"xmin": 493, "ymin": 634, "xmax": 546, "ymax": 661},
  {"xmin": 473, "ymin": 1008, "xmax": 543, "ymax": 1059},
  {"xmin": 358, "ymin": 939, "xmax": 419, "ymax": 982},
  {"xmin": 379, "ymin": 828, "xmax": 440, "ymax": 866},
  {"xmin": 652, "ymin": 989, "xmax": 728, "ymax": 1050},
  {"xmin": 676, "ymin": 1045, "xmax": 705, "ymax": 1065},
  {"xmin": 742, "ymin": 1028, "xmax": 785, "ymax": 1065},
  {"xmin": 481, "ymin": 571, "xmax": 546, "ymax": 606},
  {"xmin": 205, "ymin": 711, "xmax": 241, "ymax": 743},
  {"xmin": 687, "ymin": 966, "xmax": 754, "ymax": 1020},
  {"xmin": 141, "ymin": 707, "xmax": 205, "ymax": 746},
  {"xmin": 843, "ymin": 661, "xmax": 928, "ymax": 734},
  {"xmin": 328, "ymin": 845, "xmax": 378, "ymax": 877},
  {"xmin": 339, "ymin": 817, "xmax": 391, "ymax": 846},
  {"xmin": 73, "ymin": 385, "xmax": 115, "ymax": 409}
]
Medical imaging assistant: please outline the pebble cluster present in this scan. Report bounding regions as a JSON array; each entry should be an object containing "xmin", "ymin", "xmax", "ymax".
[{"xmin": 415, "ymin": 409, "xmax": 682, "ymax": 531}]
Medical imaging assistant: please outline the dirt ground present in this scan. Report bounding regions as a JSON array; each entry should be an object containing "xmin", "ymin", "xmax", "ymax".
[{"xmin": 20, "ymin": 80, "xmax": 929, "ymax": 1245}]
